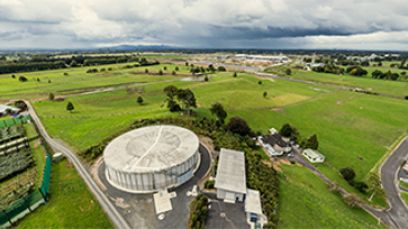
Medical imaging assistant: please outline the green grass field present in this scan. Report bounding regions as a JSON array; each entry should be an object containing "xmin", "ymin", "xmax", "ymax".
[
  {"xmin": 4, "ymin": 61, "xmax": 407, "ymax": 228},
  {"xmin": 0, "ymin": 62, "xmax": 192, "ymax": 100},
  {"xmin": 279, "ymin": 164, "xmax": 384, "ymax": 229},
  {"xmin": 32, "ymin": 68, "xmax": 408, "ymax": 203},
  {"xmin": 17, "ymin": 159, "xmax": 112, "ymax": 229},
  {"xmin": 265, "ymin": 62, "xmax": 408, "ymax": 97}
]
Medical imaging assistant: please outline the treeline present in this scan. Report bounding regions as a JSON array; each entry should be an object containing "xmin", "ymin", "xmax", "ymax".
[
  {"xmin": 0, "ymin": 61, "xmax": 67, "ymax": 74},
  {"xmin": 371, "ymin": 70, "xmax": 406, "ymax": 81},
  {"xmin": 0, "ymin": 55, "xmax": 158, "ymax": 74}
]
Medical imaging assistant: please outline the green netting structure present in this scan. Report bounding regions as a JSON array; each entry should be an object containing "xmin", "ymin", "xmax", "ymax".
[
  {"xmin": 0, "ymin": 116, "xmax": 31, "ymax": 129},
  {"xmin": 0, "ymin": 149, "xmax": 52, "ymax": 227}
]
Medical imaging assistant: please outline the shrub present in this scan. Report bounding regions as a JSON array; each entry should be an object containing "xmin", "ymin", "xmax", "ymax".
[
  {"xmin": 48, "ymin": 93, "xmax": 55, "ymax": 101},
  {"xmin": 204, "ymin": 180, "xmax": 215, "ymax": 189},
  {"xmin": 188, "ymin": 194, "xmax": 209, "ymax": 229},
  {"xmin": 340, "ymin": 167, "xmax": 356, "ymax": 182}
]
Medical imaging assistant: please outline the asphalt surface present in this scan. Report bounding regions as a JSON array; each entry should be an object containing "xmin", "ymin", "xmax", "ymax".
[
  {"xmin": 380, "ymin": 138, "xmax": 408, "ymax": 229},
  {"xmin": 26, "ymin": 101, "xmax": 131, "ymax": 229}
]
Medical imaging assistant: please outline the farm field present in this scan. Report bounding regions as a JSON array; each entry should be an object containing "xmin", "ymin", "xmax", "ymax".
[
  {"xmin": 278, "ymin": 164, "xmax": 384, "ymax": 229},
  {"xmin": 265, "ymin": 63, "xmax": 408, "ymax": 98},
  {"xmin": 17, "ymin": 159, "xmax": 112, "ymax": 229}
]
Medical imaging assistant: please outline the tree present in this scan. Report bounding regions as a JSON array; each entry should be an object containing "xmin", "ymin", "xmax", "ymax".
[
  {"xmin": 280, "ymin": 123, "xmax": 293, "ymax": 138},
  {"xmin": 145, "ymin": 68, "xmax": 149, "ymax": 73},
  {"xmin": 48, "ymin": 93, "xmax": 55, "ymax": 101},
  {"xmin": 158, "ymin": 70, "xmax": 164, "ymax": 75},
  {"xmin": 285, "ymin": 68, "xmax": 292, "ymax": 75},
  {"xmin": 176, "ymin": 89, "xmax": 197, "ymax": 115},
  {"xmin": 172, "ymin": 71, "xmax": 176, "ymax": 75},
  {"xmin": 167, "ymin": 99, "xmax": 181, "ymax": 112},
  {"xmin": 163, "ymin": 85, "xmax": 178, "ymax": 100},
  {"xmin": 304, "ymin": 134, "xmax": 319, "ymax": 150},
  {"xmin": 217, "ymin": 66, "xmax": 226, "ymax": 71},
  {"xmin": 137, "ymin": 96, "xmax": 144, "ymax": 105},
  {"xmin": 367, "ymin": 173, "xmax": 385, "ymax": 201},
  {"xmin": 226, "ymin": 116, "xmax": 252, "ymax": 136},
  {"xmin": 66, "ymin": 102, "xmax": 75, "ymax": 112},
  {"xmin": 340, "ymin": 167, "xmax": 356, "ymax": 182},
  {"xmin": 18, "ymin": 76, "xmax": 28, "ymax": 82},
  {"xmin": 204, "ymin": 76, "xmax": 209, "ymax": 82},
  {"xmin": 233, "ymin": 72, "xmax": 237, "ymax": 77},
  {"xmin": 63, "ymin": 72, "xmax": 69, "ymax": 76},
  {"xmin": 11, "ymin": 74, "xmax": 16, "ymax": 79},
  {"xmin": 175, "ymin": 66, "xmax": 179, "ymax": 71},
  {"xmin": 258, "ymin": 81, "xmax": 262, "ymax": 85},
  {"xmin": 263, "ymin": 91, "xmax": 268, "ymax": 98},
  {"xmin": 163, "ymin": 66, "xmax": 167, "ymax": 71},
  {"xmin": 210, "ymin": 103, "xmax": 227, "ymax": 124},
  {"xmin": 48, "ymin": 79, "xmax": 51, "ymax": 83}
]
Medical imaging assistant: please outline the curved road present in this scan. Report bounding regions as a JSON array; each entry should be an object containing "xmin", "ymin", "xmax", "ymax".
[
  {"xmin": 26, "ymin": 102, "xmax": 131, "ymax": 229},
  {"xmin": 379, "ymin": 137, "xmax": 408, "ymax": 229}
]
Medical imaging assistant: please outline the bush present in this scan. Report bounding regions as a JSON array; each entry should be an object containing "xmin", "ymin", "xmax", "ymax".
[
  {"xmin": 340, "ymin": 167, "xmax": 356, "ymax": 182},
  {"xmin": 352, "ymin": 181, "xmax": 368, "ymax": 194},
  {"xmin": 204, "ymin": 180, "xmax": 215, "ymax": 189},
  {"xmin": 188, "ymin": 194, "xmax": 209, "ymax": 229}
]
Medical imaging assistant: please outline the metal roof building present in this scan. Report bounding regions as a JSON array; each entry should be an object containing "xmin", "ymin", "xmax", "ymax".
[
  {"xmin": 104, "ymin": 125, "xmax": 200, "ymax": 193},
  {"xmin": 215, "ymin": 148, "xmax": 246, "ymax": 202}
]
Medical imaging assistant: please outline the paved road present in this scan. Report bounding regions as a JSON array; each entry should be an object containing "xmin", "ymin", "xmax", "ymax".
[
  {"xmin": 26, "ymin": 101, "xmax": 131, "ymax": 229},
  {"xmin": 380, "ymin": 138, "xmax": 408, "ymax": 229}
]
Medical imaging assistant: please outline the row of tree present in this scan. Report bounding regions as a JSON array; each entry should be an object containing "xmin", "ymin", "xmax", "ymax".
[{"xmin": 372, "ymin": 70, "xmax": 404, "ymax": 81}]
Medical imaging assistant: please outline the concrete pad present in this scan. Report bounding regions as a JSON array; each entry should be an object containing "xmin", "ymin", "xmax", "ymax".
[{"xmin": 153, "ymin": 190, "xmax": 174, "ymax": 214}]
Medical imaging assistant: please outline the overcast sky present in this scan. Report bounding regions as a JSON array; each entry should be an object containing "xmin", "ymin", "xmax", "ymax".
[{"xmin": 0, "ymin": 0, "xmax": 407, "ymax": 50}]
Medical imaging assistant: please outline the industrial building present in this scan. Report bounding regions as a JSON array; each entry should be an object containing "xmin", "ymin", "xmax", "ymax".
[
  {"xmin": 103, "ymin": 125, "xmax": 200, "ymax": 193},
  {"xmin": 215, "ymin": 148, "xmax": 246, "ymax": 203},
  {"xmin": 245, "ymin": 189, "xmax": 267, "ymax": 228},
  {"xmin": 302, "ymin": 149, "xmax": 325, "ymax": 163}
]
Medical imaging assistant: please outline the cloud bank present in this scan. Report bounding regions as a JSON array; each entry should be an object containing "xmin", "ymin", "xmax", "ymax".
[{"xmin": 0, "ymin": 0, "xmax": 407, "ymax": 50}]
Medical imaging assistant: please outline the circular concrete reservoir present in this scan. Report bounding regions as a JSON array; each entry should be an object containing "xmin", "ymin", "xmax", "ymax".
[{"xmin": 103, "ymin": 125, "xmax": 200, "ymax": 193}]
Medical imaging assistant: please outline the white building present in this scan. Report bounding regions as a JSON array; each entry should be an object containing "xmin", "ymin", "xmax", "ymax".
[
  {"xmin": 245, "ymin": 189, "xmax": 267, "ymax": 228},
  {"xmin": 302, "ymin": 149, "xmax": 325, "ymax": 163},
  {"xmin": 0, "ymin": 105, "xmax": 20, "ymax": 117},
  {"xmin": 103, "ymin": 125, "xmax": 200, "ymax": 193},
  {"xmin": 234, "ymin": 54, "xmax": 289, "ymax": 63},
  {"xmin": 215, "ymin": 148, "xmax": 246, "ymax": 203}
]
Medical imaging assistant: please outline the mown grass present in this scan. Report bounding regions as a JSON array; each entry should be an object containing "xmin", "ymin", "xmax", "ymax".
[
  {"xmin": 278, "ymin": 164, "xmax": 384, "ymax": 229},
  {"xmin": 17, "ymin": 159, "xmax": 112, "ymax": 229},
  {"xmin": 0, "ymin": 62, "xmax": 192, "ymax": 100},
  {"xmin": 265, "ymin": 63, "xmax": 408, "ymax": 97}
]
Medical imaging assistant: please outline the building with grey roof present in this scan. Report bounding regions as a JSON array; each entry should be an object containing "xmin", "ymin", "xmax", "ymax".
[
  {"xmin": 103, "ymin": 125, "xmax": 200, "ymax": 193},
  {"xmin": 215, "ymin": 148, "xmax": 246, "ymax": 203}
]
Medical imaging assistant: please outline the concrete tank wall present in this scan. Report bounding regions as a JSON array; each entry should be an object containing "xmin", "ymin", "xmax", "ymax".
[{"xmin": 106, "ymin": 150, "xmax": 199, "ymax": 193}]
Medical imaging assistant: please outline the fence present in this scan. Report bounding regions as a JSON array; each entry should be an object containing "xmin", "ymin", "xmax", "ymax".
[
  {"xmin": 0, "ymin": 116, "xmax": 31, "ymax": 129},
  {"xmin": 0, "ymin": 153, "xmax": 52, "ymax": 228}
]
